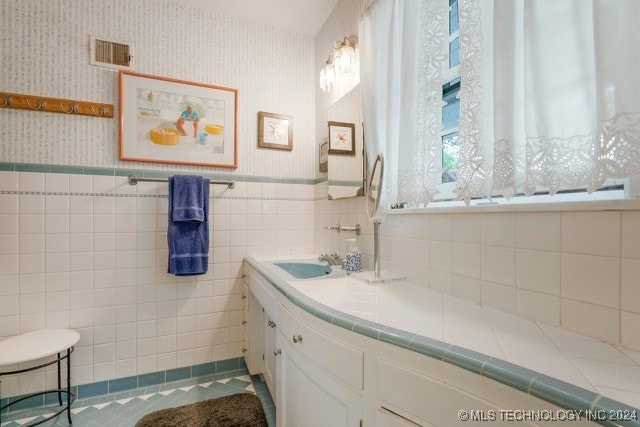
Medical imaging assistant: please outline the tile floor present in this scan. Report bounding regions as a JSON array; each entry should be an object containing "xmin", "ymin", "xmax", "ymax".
[{"xmin": 0, "ymin": 368, "xmax": 275, "ymax": 427}]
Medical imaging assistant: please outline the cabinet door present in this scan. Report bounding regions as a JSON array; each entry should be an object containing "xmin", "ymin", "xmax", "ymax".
[
  {"xmin": 246, "ymin": 292, "xmax": 264, "ymax": 375},
  {"xmin": 276, "ymin": 330, "xmax": 361, "ymax": 427},
  {"xmin": 264, "ymin": 311, "xmax": 276, "ymax": 398}
]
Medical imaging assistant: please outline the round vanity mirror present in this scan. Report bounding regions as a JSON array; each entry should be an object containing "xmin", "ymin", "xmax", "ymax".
[{"xmin": 366, "ymin": 154, "xmax": 383, "ymax": 222}]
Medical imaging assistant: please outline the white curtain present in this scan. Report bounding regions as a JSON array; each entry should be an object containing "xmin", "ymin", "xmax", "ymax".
[
  {"xmin": 359, "ymin": 0, "xmax": 422, "ymax": 217},
  {"xmin": 362, "ymin": 0, "xmax": 640, "ymax": 208},
  {"xmin": 456, "ymin": 0, "xmax": 640, "ymax": 203}
]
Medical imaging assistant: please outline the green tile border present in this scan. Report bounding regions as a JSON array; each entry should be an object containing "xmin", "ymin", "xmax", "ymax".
[
  {"xmin": 15, "ymin": 163, "xmax": 51, "ymax": 173},
  {"xmin": 244, "ymin": 257, "xmax": 640, "ymax": 427},
  {"xmin": 327, "ymin": 179, "xmax": 364, "ymax": 187},
  {"xmin": 108, "ymin": 376, "xmax": 137, "ymax": 394},
  {"xmin": 50, "ymin": 165, "xmax": 84, "ymax": 174},
  {"xmin": 137, "ymin": 371, "xmax": 165, "ymax": 388},
  {"xmin": 83, "ymin": 167, "xmax": 115, "ymax": 176},
  {"xmin": 165, "ymin": 366, "xmax": 191, "ymax": 383},
  {"xmin": 0, "ymin": 162, "xmax": 16, "ymax": 171},
  {"xmin": 0, "ymin": 162, "xmax": 325, "ymax": 186},
  {"xmin": 1, "ymin": 357, "xmax": 246, "ymax": 412},
  {"xmin": 78, "ymin": 381, "xmax": 109, "ymax": 399},
  {"xmin": 407, "ymin": 335, "xmax": 451, "ymax": 360},
  {"xmin": 481, "ymin": 357, "xmax": 539, "ymax": 394},
  {"xmin": 442, "ymin": 345, "xmax": 491, "ymax": 375},
  {"xmin": 529, "ymin": 374, "xmax": 599, "ymax": 413},
  {"xmin": 378, "ymin": 326, "xmax": 418, "ymax": 349}
]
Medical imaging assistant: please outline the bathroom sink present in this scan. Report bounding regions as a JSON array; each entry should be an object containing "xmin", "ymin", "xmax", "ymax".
[{"xmin": 273, "ymin": 262, "xmax": 334, "ymax": 279}]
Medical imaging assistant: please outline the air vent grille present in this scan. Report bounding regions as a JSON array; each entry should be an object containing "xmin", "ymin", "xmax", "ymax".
[{"xmin": 90, "ymin": 36, "xmax": 134, "ymax": 70}]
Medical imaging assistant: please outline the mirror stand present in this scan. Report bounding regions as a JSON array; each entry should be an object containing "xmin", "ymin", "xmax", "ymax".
[
  {"xmin": 351, "ymin": 154, "xmax": 405, "ymax": 285},
  {"xmin": 373, "ymin": 220, "xmax": 381, "ymax": 279}
]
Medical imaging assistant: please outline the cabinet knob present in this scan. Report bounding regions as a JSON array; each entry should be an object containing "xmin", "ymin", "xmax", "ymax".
[
  {"xmin": 241, "ymin": 295, "xmax": 247, "ymax": 299},
  {"xmin": 242, "ymin": 320, "xmax": 247, "ymax": 325},
  {"xmin": 292, "ymin": 334, "xmax": 303, "ymax": 344},
  {"xmin": 242, "ymin": 348, "xmax": 247, "ymax": 353},
  {"xmin": 267, "ymin": 320, "xmax": 276, "ymax": 328},
  {"xmin": 274, "ymin": 348, "xmax": 281, "ymax": 356},
  {"xmin": 242, "ymin": 273, "xmax": 247, "ymax": 278}
]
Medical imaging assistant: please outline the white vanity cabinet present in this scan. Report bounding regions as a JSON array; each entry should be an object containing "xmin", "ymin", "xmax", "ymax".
[
  {"xmin": 371, "ymin": 343, "xmax": 597, "ymax": 427},
  {"xmin": 276, "ymin": 330, "xmax": 363, "ymax": 427},
  {"xmin": 275, "ymin": 304, "xmax": 363, "ymax": 427},
  {"xmin": 263, "ymin": 310, "xmax": 277, "ymax": 396},
  {"xmin": 243, "ymin": 261, "xmax": 598, "ymax": 427},
  {"xmin": 243, "ymin": 266, "xmax": 278, "ymax": 398},
  {"xmin": 244, "ymin": 264, "xmax": 364, "ymax": 427}
]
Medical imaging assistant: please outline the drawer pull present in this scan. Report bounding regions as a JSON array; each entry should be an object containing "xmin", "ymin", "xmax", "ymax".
[
  {"xmin": 274, "ymin": 348, "xmax": 281, "ymax": 356},
  {"xmin": 292, "ymin": 334, "xmax": 303, "ymax": 344}
]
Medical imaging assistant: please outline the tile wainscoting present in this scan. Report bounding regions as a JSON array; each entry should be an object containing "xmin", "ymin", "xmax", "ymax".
[{"xmin": 0, "ymin": 167, "xmax": 316, "ymax": 399}]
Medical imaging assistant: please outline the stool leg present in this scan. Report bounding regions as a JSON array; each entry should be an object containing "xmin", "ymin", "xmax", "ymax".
[
  {"xmin": 67, "ymin": 348, "xmax": 72, "ymax": 425},
  {"xmin": 57, "ymin": 352, "xmax": 62, "ymax": 406}
]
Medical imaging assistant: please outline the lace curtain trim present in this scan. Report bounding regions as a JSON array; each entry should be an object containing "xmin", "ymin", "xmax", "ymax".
[
  {"xmin": 454, "ymin": 0, "xmax": 487, "ymax": 204},
  {"xmin": 454, "ymin": 0, "xmax": 640, "ymax": 202},
  {"xmin": 398, "ymin": 0, "xmax": 447, "ymax": 207},
  {"xmin": 400, "ymin": 0, "xmax": 640, "ymax": 207}
]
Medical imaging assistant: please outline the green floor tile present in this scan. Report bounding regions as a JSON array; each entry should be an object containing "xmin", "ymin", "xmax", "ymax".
[{"xmin": 0, "ymin": 367, "xmax": 275, "ymax": 426}]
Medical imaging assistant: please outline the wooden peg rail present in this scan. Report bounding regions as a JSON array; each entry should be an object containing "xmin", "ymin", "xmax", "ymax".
[{"xmin": 0, "ymin": 91, "xmax": 113, "ymax": 118}]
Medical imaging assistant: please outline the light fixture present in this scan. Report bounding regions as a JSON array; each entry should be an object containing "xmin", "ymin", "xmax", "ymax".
[
  {"xmin": 333, "ymin": 36, "xmax": 357, "ymax": 74},
  {"xmin": 319, "ymin": 35, "xmax": 358, "ymax": 93},
  {"xmin": 319, "ymin": 54, "xmax": 336, "ymax": 92}
]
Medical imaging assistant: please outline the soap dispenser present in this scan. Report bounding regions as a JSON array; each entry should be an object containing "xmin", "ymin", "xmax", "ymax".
[{"xmin": 344, "ymin": 237, "xmax": 362, "ymax": 274}]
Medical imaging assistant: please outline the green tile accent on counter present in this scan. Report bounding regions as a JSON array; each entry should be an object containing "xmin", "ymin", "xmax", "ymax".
[{"xmin": 244, "ymin": 256, "xmax": 640, "ymax": 427}]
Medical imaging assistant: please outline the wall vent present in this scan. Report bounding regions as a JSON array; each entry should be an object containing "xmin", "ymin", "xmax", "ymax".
[{"xmin": 90, "ymin": 36, "xmax": 134, "ymax": 70}]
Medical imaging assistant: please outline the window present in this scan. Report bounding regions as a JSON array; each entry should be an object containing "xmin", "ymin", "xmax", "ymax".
[{"xmin": 433, "ymin": 0, "xmax": 626, "ymax": 204}]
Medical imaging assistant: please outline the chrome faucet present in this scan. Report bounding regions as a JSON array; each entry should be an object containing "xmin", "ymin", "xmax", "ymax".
[{"xmin": 318, "ymin": 253, "xmax": 343, "ymax": 266}]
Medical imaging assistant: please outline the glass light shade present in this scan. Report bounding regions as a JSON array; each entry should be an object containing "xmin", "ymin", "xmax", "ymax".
[
  {"xmin": 320, "ymin": 62, "xmax": 336, "ymax": 92},
  {"xmin": 319, "ymin": 36, "xmax": 358, "ymax": 92},
  {"xmin": 335, "ymin": 46, "xmax": 355, "ymax": 74}
]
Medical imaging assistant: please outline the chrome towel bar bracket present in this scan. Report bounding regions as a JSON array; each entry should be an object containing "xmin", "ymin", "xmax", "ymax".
[{"xmin": 128, "ymin": 175, "xmax": 235, "ymax": 189}]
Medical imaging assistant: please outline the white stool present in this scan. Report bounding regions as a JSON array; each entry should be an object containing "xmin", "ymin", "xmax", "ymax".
[{"xmin": 0, "ymin": 329, "xmax": 80, "ymax": 426}]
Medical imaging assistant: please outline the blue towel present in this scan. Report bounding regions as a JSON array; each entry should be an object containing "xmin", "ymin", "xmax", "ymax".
[
  {"xmin": 167, "ymin": 175, "xmax": 210, "ymax": 276},
  {"xmin": 171, "ymin": 175, "xmax": 206, "ymax": 222}
]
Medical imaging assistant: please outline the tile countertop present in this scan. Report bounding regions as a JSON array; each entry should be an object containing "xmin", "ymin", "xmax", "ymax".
[{"xmin": 245, "ymin": 256, "xmax": 640, "ymax": 426}]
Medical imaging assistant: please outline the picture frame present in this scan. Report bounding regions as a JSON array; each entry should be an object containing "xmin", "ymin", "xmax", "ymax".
[
  {"xmin": 319, "ymin": 138, "xmax": 328, "ymax": 172},
  {"xmin": 119, "ymin": 70, "xmax": 238, "ymax": 168},
  {"xmin": 258, "ymin": 111, "xmax": 293, "ymax": 150},
  {"xmin": 328, "ymin": 121, "xmax": 355, "ymax": 155}
]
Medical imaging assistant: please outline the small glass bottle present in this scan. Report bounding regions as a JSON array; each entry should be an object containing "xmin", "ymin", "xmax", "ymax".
[{"xmin": 344, "ymin": 237, "xmax": 362, "ymax": 274}]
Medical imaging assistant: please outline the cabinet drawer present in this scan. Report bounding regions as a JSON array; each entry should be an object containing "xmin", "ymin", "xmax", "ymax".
[
  {"xmin": 378, "ymin": 359, "xmax": 504, "ymax": 426},
  {"xmin": 279, "ymin": 304, "xmax": 363, "ymax": 390}
]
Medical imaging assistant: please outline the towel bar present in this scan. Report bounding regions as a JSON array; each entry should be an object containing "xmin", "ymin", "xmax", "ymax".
[{"xmin": 128, "ymin": 175, "xmax": 235, "ymax": 189}]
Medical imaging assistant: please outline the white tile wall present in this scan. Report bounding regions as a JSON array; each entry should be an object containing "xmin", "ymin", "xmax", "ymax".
[
  {"xmin": 0, "ymin": 171, "xmax": 315, "ymax": 397},
  {"xmin": 314, "ymin": 191, "xmax": 640, "ymax": 352}
]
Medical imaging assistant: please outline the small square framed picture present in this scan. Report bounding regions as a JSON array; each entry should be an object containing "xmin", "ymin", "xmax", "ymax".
[
  {"xmin": 319, "ymin": 138, "xmax": 328, "ymax": 172},
  {"xmin": 258, "ymin": 111, "xmax": 293, "ymax": 150},
  {"xmin": 328, "ymin": 121, "xmax": 355, "ymax": 155}
]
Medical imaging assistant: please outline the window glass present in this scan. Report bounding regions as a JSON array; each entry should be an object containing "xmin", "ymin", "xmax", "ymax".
[
  {"xmin": 449, "ymin": 0, "xmax": 459, "ymax": 34},
  {"xmin": 449, "ymin": 37, "xmax": 460, "ymax": 68},
  {"xmin": 442, "ymin": 131, "xmax": 459, "ymax": 183}
]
